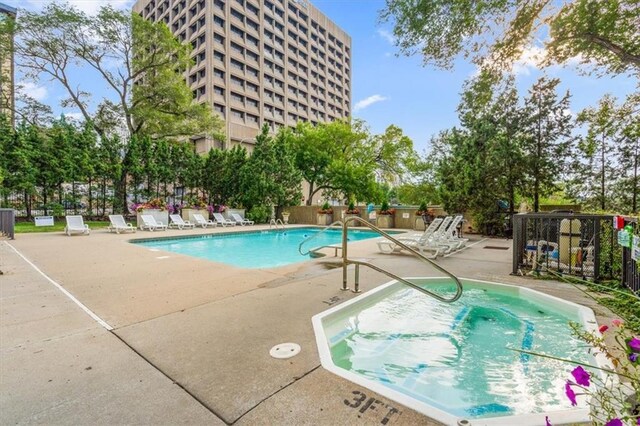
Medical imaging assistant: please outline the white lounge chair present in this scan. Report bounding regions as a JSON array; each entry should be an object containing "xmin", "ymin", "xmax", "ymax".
[
  {"xmin": 231, "ymin": 213, "xmax": 254, "ymax": 226},
  {"xmin": 193, "ymin": 213, "xmax": 217, "ymax": 228},
  {"xmin": 64, "ymin": 215, "xmax": 90, "ymax": 236},
  {"xmin": 139, "ymin": 214, "xmax": 168, "ymax": 231},
  {"xmin": 377, "ymin": 218, "xmax": 445, "ymax": 258},
  {"xmin": 107, "ymin": 214, "xmax": 136, "ymax": 234},
  {"xmin": 438, "ymin": 215, "xmax": 468, "ymax": 250},
  {"xmin": 212, "ymin": 213, "xmax": 236, "ymax": 227},
  {"xmin": 169, "ymin": 214, "xmax": 195, "ymax": 230}
]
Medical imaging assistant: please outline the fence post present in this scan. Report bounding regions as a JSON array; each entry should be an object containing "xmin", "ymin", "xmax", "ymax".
[
  {"xmin": 0, "ymin": 208, "xmax": 15, "ymax": 240},
  {"xmin": 594, "ymin": 217, "xmax": 601, "ymax": 282}
]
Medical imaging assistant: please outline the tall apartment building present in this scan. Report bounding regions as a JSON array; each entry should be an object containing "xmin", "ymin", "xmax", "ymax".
[
  {"xmin": 0, "ymin": 2, "xmax": 16, "ymax": 126},
  {"xmin": 133, "ymin": 0, "xmax": 352, "ymax": 153}
]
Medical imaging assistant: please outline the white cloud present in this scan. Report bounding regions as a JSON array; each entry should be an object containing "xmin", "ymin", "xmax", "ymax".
[
  {"xmin": 354, "ymin": 94, "xmax": 388, "ymax": 112},
  {"xmin": 511, "ymin": 45, "xmax": 546, "ymax": 76},
  {"xmin": 63, "ymin": 111, "xmax": 85, "ymax": 121},
  {"xmin": 17, "ymin": 81, "xmax": 48, "ymax": 101},
  {"xmin": 377, "ymin": 29, "xmax": 395, "ymax": 45}
]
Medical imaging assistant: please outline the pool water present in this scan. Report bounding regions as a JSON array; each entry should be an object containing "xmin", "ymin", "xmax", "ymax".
[
  {"xmin": 133, "ymin": 227, "xmax": 383, "ymax": 269},
  {"xmin": 320, "ymin": 279, "xmax": 594, "ymax": 420}
]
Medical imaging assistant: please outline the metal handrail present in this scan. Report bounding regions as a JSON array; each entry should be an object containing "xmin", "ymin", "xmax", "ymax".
[
  {"xmin": 341, "ymin": 216, "xmax": 463, "ymax": 303},
  {"xmin": 269, "ymin": 218, "xmax": 285, "ymax": 229},
  {"xmin": 298, "ymin": 220, "xmax": 344, "ymax": 255}
]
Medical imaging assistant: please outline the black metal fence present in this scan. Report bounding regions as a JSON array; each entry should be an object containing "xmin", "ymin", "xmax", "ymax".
[
  {"xmin": 621, "ymin": 217, "xmax": 639, "ymax": 295},
  {"xmin": 0, "ymin": 208, "xmax": 15, "ymax": 239},
  {"xmin": 512, "ymin": 213, "xmax": 620, "ymax": 283}
]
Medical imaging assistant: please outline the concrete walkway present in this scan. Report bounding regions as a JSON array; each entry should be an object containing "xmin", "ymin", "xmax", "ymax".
[{"xmin": 0, "ymin": 227, "xmax": 612, "ymax": 425}]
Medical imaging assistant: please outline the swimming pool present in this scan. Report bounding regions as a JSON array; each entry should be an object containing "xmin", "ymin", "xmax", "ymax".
[
  {"xmin": 313, "ymin": 278, "xmax": 606, "ymax": 425},
  {"xmin": 133, "ymin": 227, "xmax": 386, "ymax": 269}
]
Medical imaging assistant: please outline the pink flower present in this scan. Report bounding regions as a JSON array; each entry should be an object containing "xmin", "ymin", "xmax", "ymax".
[
  {"xmin": 629, "ymin": 337, "xmax": 640, "ymax": 352},
  {"xmin": 599, "ymin": 325, "xmax": 609, "ymax": 333},
  {"xmin": 612, "ymin": 319, "xmax": 623, "ymax": 327},
  {"xmin": 545, "ymin": 416, "xmax": 552, "ymax": 426},
  {"xmin": 604, "ymin": 419, "xmax": 622, "ymax": 426},
  {"xmin": 571, "ymin": 366, "xmax": 591, "ymax": 387},
  {"xmin": 565, "ymin": 382, "xmax": 577, "ymax": 406}
]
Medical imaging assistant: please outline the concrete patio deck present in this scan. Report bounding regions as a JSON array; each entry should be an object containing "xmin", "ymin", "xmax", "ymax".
[{"xmin": 1, "ymin": 225, "xmax": 613, "ymax": 425}]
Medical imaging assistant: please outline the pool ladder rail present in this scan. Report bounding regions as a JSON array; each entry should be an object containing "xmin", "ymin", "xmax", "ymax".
[
  {"xmin": 269, "ymin": 218, "xmax": 285, "ymax": 230},
  {"xmin": 299, "ymin": 221, "xmax": 344, "ymax": 258},
  {"xmin": 299, "ymin": 217, "xmax": 463, "ymax": 303}
]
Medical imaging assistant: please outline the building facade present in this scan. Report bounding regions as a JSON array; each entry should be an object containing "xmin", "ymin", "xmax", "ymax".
[
  {"xmin": 0, "ymin": 2, "xmax": 16, "ymax": 126},
  {"xmin": 133, "ymin": 0, "xmax": 352, "ymax": 153}
]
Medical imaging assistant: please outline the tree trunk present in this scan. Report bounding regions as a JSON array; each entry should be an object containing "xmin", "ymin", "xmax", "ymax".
[
  {"xmin": 43, "ymin": 187, "xmax": 48, "ymax": 216},
  {"xmin": 102, "ymin": 178, "xmax": 107, "ymax": 216},
  {"xmin": 88, "ymin": 176, "xmax": 93, "ymax": 217},
  {"xmin": 601, "ymin": 132, "xmax": 606, "ymax": 211},
  {"xmin": 534, "ymin": 95, "xmax": 542, "ymax": 213},
  {"xmin": 72, "ymin": 181, "xmax": 77, "ymax": 215},
  {"xmin": 114, "ymin": 170, "xmax": 128, "ymax": 214},
  {"xmin": 633, "ymin": 140, "xmax": 638, "ymax": 213},
  {"xmin": 306, "ymin": 181, "xmax": 315, "ymax": 206},
  {"xmin": 24, "ymin": 190, "xmax": 31, "ymax": 220}
]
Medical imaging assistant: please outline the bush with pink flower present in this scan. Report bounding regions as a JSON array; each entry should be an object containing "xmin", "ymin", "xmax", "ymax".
[
  {"xmin": 129, "ymin": 197, "xmax": 167, "ymax": 213},
  {"xmin": 544, "ymin": 319, "xmax": 639, "ymax": 425}
]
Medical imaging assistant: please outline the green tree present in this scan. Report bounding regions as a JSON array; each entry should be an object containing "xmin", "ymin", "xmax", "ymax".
[
  {"xmin": 222, "ymin": 145, "xmax": 248, "ymax": 206},
  {"xmin": 430, "ymin": 72, "xmax": 532, "ymax": 232},
  {"xmin": 521, "ymin": 77, "xmax": 574, "ymax": 212},
  {"xmin": 381, "ymin": 0, "xmax": 640, "ymax": 76},
  {"xmin": 241, "ymin": 124, "xmax": 302, "ymax": 213},
  {"xmin": 575, "ymin": 94, "xmax": 618, "ymax": 210},
  {"xmin": 616, "ymin": 94, "xmax": 640, "ymax": 212},
  {"xmin": 3, "ymin": 121, "xmax": 37, "ymax": 218},
  {"xmin": 6, "ymin": 3, "xmax": 225, "ymax": 212}
]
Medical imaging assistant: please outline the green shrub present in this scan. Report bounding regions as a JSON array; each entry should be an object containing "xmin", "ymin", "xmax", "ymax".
[
  {"xmin": 380, "ymin": 200, "xmax": 389, "ymax": 212},
  {"xmin": 246, "ymin": 205, "xmax": 270, "ymax": 224},
  {"xmin": 418, "ymin": 201, "xmax": 427, "ymax": 212}
]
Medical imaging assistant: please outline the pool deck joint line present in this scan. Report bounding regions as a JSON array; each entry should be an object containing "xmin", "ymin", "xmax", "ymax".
[{"xmin": 3, "ymin": 241, "xmax": 114, "ymax": 331}]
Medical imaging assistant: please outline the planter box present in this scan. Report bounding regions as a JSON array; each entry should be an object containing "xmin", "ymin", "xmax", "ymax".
[
  {"xmin": 377, "ymin": 214, "xmax": 394, "ymax": 229},
  {"xmin": 136, "ymin": 209, "xmax": 169, "ymax": 229},
  {"xmin": 317, "ymin": 213, "xmax": 333, "ymax": 226},
  {"xmin": 182, "ymin": 208, "xmax": 208, "ymax": 223},
  {"xmin": 282, "ymin": 213, "xmax": 290, "ymax": 224},
  {"xmin": 343, "ymin": 214, "xmax": 360, "ymax": 227},
  {"xmin": 414, "ymin": 217, "xmax": 426, "ymax": 231}
]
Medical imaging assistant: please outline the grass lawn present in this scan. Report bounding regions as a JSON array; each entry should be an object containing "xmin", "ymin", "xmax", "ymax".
[{"xmin": 15, "ymin": 220, "xmax": 113, "ymax": 233}]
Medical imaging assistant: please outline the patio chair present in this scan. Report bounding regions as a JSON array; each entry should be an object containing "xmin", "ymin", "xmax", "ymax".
[
  {"xmin": 438, "ymin": 215, "xmax": 468, "ymax": 250},
  {"xmin": 193, "ymin": 213, "xmax": 217, "ymax": 228},
  {"xmin": 169, "ymin": 214, "xmax": 195, "ymax": 230},
  {"xmin": 212, "ymin": 212, "xmax": 236, "ymax": 227},
  {"xmin": 377, "ymin": 217, "xmax": 445, "ymax": 258},
  {"xmin": 139, "ymin": 214, "xmax": 168, "ymax": 231},
  {"xmin": 107, "ymin": 214, "xmax": 136, "ymax": 234},
  {"xmin": 231, "ymin": 213, "xmax": 254, "ymax": 226},
  {"xmin": 64, "ymin": 215, "xmax": 90, "ymax": 236}
]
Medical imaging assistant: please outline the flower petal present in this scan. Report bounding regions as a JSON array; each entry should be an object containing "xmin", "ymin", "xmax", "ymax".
[
  {"xmin": 570, "ymin": 366, "xmax": 591, "ymax": 387},
  {"xmin": 565, "ymin": 382, "xmax": 577, "ymax": 406}
]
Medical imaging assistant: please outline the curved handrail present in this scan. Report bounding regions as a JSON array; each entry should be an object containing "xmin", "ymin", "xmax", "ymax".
[
  {"xmin": 269, "ymin": 218, "xmax": 285, "ymax": 229},
  {"xmin": 298, "ymin": 220, "xmax": 344, "ymax": 255},
  {"xmin": 342, "ymin": 216, "xmax": 463, "ymax": 303}
]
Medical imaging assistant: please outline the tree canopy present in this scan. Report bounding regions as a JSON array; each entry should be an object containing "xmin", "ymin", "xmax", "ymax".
[
  {"xmin": 7, "ymin": 3, "xmax": 223, "ymax": 140},
  {"xmin": 381, "ymin": 0, "xmax": 640, "ymax": 77}
]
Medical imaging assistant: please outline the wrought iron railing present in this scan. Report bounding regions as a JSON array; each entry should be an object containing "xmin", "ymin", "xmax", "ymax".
[{"xmin": 512, "ymin": 213, "xmax": 619, "ymax": 283}]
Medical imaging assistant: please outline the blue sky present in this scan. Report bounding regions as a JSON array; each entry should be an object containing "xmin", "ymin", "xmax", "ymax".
[{"xmin": 7, "ymin": 0, "xmax": 638, "ymax": 154}]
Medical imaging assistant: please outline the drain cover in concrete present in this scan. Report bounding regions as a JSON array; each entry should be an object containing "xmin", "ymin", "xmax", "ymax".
[{"xmin": 270, "ymin": 343, "xmax": 301, "ymax": 359}]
